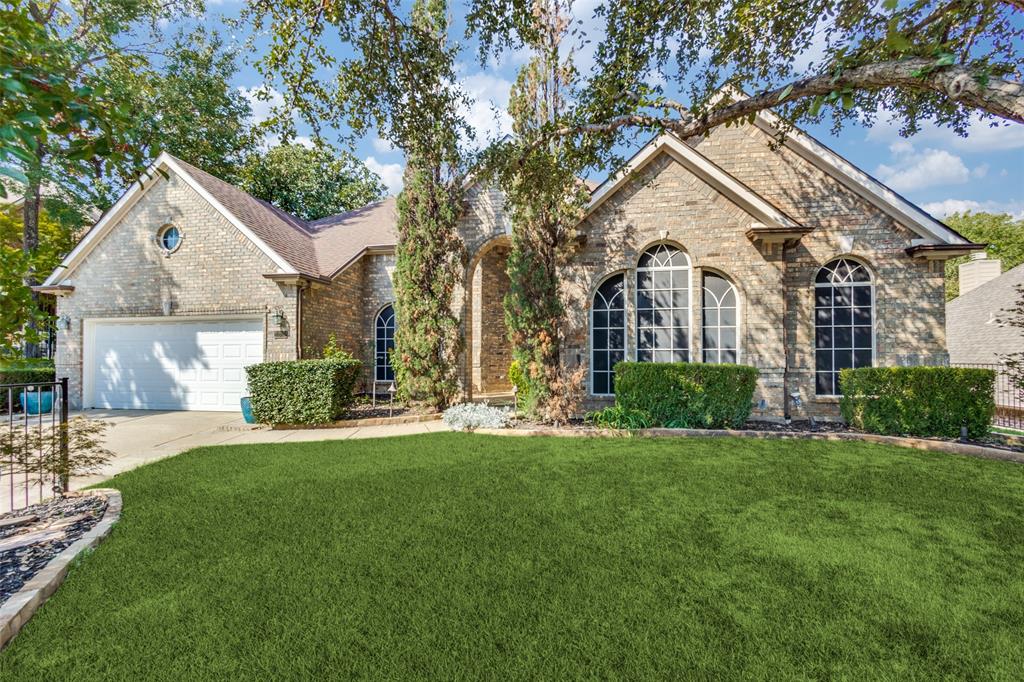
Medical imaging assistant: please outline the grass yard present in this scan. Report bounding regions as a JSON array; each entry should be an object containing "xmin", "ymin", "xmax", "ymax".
[{"xmin": 2, "ymin": 433, "xmax": 1023, "ymax": 679}]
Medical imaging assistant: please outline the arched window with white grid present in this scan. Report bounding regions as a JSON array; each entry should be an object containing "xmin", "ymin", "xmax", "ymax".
[
  {"xmin": 636, "ymin": 244, "xmax": 691, "ymax": 363},
  {"xmin": 591, "ymin": 274, "xmax": 626, "ymax": 395},
  {"xmin": 814, "ymin": 258, "xmax": 874, "ymax": 395}
]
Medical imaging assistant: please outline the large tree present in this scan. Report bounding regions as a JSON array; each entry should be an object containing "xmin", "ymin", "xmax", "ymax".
[
  {"xmin": 496, "ymin": 0, "xmax": 592, "ymax": 417},
  {"xmin": 240, "ymin": 143, "xmax": 386, "ymax": 221},
  {"xmin": 470, "ymin": 0, "xmax": 1022, "ymax": 148},
  {"xmin": 244, "ymin": 0, "xmax": 471, "ymax": 407},
  {"xmin": 104, "ymin": 28, "xmax": 258, "ymax": 192}
]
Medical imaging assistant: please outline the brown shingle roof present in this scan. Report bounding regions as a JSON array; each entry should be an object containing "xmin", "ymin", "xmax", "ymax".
[{"xmin": 172, "ymin": 155, "xmax": 397, "ymax": 279}]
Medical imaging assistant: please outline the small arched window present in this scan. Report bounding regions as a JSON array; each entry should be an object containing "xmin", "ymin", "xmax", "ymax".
[
  {"xmin": 702, "ymin": 272, "xmax": 738, "ymax": 364},
  {"xmin": 375, "ymin": 304, "xmax": 396, "ymax": 382},
  {"xmin": 591, "ymin": 274, "xmax": 625, "ymax": 395},
  {"xmin": 636, "ymin": 244, "xmax": 690, "ymax": 363},
  {"xmin": 815, "ymin": 258, "xmax": 873, "ymax": 395}
]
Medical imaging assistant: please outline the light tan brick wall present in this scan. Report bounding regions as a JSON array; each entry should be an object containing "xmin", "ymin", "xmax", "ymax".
[
  {"xmin": 555, "ymin": 123, "xmax": 947, "ymax": 418},
  {"xmin": 469, "ymin": 244, "xmax": 513, "ymax": 394},
  {"xmin": 53, "ymin": 171, "xmax": 298, "ymax": 408}
]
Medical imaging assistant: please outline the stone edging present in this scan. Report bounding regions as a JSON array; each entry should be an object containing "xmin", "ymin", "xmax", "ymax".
[
  {"xmin": 271, "ymin": 413, "xmax": 441, "ymax": 430},
  {"xmin": 474, "ymin": 427, "xmax": 1024, "ymax": 464},
  {"xmin": 0, "ymin": 488, "xmax": 123, "ymax": 651}
]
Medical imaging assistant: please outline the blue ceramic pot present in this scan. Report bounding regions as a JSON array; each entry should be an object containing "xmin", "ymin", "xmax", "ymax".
[
  {"xmin": 20, "ymin": 390, "xmax": 54, "ymax": 415},
  {"xmin": 240, "ymin": 397, "xmax": 256, "ymax": 424}
]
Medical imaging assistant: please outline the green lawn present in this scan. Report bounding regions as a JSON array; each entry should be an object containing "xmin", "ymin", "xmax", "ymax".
[{"xmin": 3, "ymin": 434, "xmax": 1023, "ymax": 679}]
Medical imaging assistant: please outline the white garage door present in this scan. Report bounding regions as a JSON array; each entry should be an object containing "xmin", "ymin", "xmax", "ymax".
[{"xmin": 86, "ymin": 319, "xmax": 264, "ymax": 411}]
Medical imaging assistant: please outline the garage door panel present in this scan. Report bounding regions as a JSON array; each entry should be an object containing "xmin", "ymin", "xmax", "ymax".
[{"xmin": 88, "ymin": 319, "xmax": 263, "ymax": 411}]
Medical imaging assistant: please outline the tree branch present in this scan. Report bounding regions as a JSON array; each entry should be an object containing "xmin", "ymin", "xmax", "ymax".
[{"xmin": 549, "ymin": 58, "xmax": 1024, "ymax": 141}]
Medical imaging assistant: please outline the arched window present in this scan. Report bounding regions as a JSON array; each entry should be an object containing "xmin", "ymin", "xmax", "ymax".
[
  {"xmin": 815, "ymin": 258, "xmax": 873, "ymax": 395},
  {"xmin": 591, "ymin": 274, "xmax": 625, "ymax": 395},
  {"xmin": 375, "ymin": 304, "xmax": 396, "ymax": 382},
  {"xmin": 702, "ymin": 272, "xmax": 738, "ymax": 363},
  {"xmin": 636, "ymin": 244, "xmax": 690, "ymax": 363}
]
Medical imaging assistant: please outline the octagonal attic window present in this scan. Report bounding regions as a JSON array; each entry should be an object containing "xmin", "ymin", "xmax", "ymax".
[{"xmin": 158, "ymin": 225, "xmax": 182, "ymax": 253}]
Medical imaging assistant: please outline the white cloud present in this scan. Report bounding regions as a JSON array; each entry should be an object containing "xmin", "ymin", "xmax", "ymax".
[
  {"xmin": 238, "ymin": 85, "xmax": 285, "ymax": 126},
  {"xmin": 972, "ymin": 163, "xmax": 989, "ymax": 179},
  {"xmin": 866, "ymin": 110, "xmax": 1024, "ymax": 152},
  {"xmin": 457, "ymin": 71, "xmax": 514, "ymax": 148},
  {"xmin": 372, "ymin": 137, "xmax": 395, "ymax": 154},
  {"xmin": 365, "ymin": 156, "xmax": 404, "ymax": 195},
  {"xmin": 874, "ymin": 148, "xmax": 970, "ymax": 192},
  {"xmin": 922, "ymin": 198, "xmax": 1024, "ymax": 219}
]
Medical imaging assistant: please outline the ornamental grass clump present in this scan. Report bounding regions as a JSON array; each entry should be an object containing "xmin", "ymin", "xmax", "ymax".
[{"xmin": 442, "ymin": 403, "xmax": 510, "ymax": 431}]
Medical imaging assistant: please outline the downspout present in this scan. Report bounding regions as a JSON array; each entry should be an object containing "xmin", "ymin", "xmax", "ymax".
[
  {"xmin": 295, "ymin": 282, "xmax": 305, "ymax": 359},
  {"xmin": 780, "ymin": 240, "xmax": 792, "ymax": 423}
]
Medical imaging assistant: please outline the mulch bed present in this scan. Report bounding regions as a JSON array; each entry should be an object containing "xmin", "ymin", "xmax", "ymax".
[
  {"xmin": 505, "ymin": 417, "xmax": 1024, "ymax": 453},
  {"xmin": 0, "ymin": 494, "xmax": 108, "ymax": 605}
]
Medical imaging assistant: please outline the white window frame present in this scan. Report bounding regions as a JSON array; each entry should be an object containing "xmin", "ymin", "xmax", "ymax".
[
  {"xmin": 813, "ymin": 257, "xmax": 876, "ymax": 397},
  {"xmin": 701, "ymin": 271, "xmax": 741, "ymax": 365},
  {"xmin": 590, "ymin": 272, "xmax": 627, "ymax": 396},
  {"xmin": 634, "ymin": 243, "xmax": 693, "ymax": 363},
  {"xmin": 374, "ymin": 304, "xmax": 396, "ymax": 382}
]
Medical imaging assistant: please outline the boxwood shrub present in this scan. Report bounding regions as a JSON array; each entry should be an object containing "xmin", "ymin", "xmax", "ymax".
[
  {"xmin": 839, "ymin": 366, "xmax": 995, "ymax": 439},
  {"xmin": 246, "ymin": 358, "xmax": 362, "ymax": 425},
  {"xmin": 612, "ymin": 362, "xmax": 760, "ymax": 428},
  {"xmin": 0, "ymin": 359, "xmax": 56, "ymax": 412}
]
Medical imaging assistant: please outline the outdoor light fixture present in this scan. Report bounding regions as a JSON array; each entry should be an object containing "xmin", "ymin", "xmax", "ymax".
[
  {"xmin": 272, "ymin": 310, "xmax": 287, "ymax": 331},
  {"xmin": 55, "ymin": 315, "xmax": 70, "ymax": 331}
]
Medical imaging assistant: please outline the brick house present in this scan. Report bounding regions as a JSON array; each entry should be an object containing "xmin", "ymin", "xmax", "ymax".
[{"xmin": 37, "ymin": 112, "xmax": 981, "ymax": 417}]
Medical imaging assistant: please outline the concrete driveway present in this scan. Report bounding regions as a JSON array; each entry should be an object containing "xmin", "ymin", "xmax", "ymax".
[{"xmin": 2, "ymin": 409, "xmax": 446, "ymax": 511}]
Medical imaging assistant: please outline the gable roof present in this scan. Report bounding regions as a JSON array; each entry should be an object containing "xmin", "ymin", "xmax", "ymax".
[
  {"xmin": 586, "ymin": 133, "xmax": 801, "ymax": 229},
  {"xmin": 947, "ymin": 263, "xmax": 1024, "ymax": 364},
  {"xmin": 43, "ymin": 152, "xmax": 398, "ymax": 286},
  {"xmin": 708, "ymin": 86, "xmax": 973, "ymax": 246}
]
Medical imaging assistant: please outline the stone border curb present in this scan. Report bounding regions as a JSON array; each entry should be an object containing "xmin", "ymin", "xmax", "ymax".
[
  {"xmin": 474, "ymin": 427, "xmax": 1024, "ymax": 464},
  {"xmin": 271, "ymin": 413, "xmax": 441, "ymax": 430},
  {"xmin": 0, "ymin": 488, "xmax": 122, "ymax": 651}
]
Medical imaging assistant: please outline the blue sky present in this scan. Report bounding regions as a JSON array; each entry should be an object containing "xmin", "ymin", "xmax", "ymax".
[{"xmin": 194, "ymin": 1, "xmax": 1022, "ymax": 219}]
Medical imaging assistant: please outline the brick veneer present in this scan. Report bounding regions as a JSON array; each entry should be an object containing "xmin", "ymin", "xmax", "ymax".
[
  {"xmin": 54, "ymin": 172, "xmax": 299, "ymax": 408},
  {"xmin": 454, "ymin": 122, "xmax": 949, "ymax": 418}
]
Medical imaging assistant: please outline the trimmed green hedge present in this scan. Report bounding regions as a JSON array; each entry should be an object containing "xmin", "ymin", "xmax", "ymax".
[
  {"xmin": 839, "ymin": 366, "xmax": 996, "ymax": 439},
  {"xmin": 0, "ymin": 360, "xmax": 56, "ymax": 412},
  {"xmin": 612, "ymin": 362, "xmax": 760, "ymax": 428},
  {"xmin": 246, "ymin": 359, "xmax": 362, "ymax": 425}
]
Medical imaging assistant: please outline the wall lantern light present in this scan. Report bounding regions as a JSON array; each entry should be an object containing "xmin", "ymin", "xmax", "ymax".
[
  {"xmin": 272, "ymin": 310, "xmax": 288, "ymax": 331},
  {"xmin": 55, "ymin": 315, "xmax": 71, "ymax": 331}
]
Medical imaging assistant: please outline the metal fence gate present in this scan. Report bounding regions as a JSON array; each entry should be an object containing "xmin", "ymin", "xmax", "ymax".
[{"xmin": 1, "ymin": 378, "xmax": 70, "ymax": 512}]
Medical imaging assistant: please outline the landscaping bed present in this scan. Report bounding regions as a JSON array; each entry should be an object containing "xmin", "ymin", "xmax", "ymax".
[
  {"xmin": 1, "ymin": 433, "xmax": 1022, "ymax": 678},
  {"xmin": 0, "ymin": 494, "xmax": 108, "ymax": 605}
]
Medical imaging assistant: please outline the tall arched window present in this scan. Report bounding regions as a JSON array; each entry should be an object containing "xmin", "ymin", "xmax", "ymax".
[
  {"xmin": 591, "ymin": 274, "xmax": 625, "ymax": 395},
  {"xmin": 636, "ymin": 244, "xmax": 690, "ymax": 362},
  {"xmin": 702, "ymin": 272, "xmax": 738, "ymax": 363},
  {"xmin": 375, "ymin": 304, "xmax": 396, "ymax": 382},
  {"xmin": 815, "ymin": 258, "xmax": 873, "ymax": 395}
]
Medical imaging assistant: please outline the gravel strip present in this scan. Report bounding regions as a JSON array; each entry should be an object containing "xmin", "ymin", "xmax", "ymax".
[{"xmin": 0, "ymin": 495, "xmax": 108, "ymax": 605}]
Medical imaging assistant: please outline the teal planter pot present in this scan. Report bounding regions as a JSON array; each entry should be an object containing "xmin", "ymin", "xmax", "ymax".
[
  {"xmin": 20, "ymin": 390, "xmax": 54, "ymax": 415},
  {"xmin": 240, "ymin": 397, "xmax": 256, "ymax": 424}
]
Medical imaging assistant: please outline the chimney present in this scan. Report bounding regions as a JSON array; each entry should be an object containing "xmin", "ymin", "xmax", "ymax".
[{"xmin": 958, "ymin": 252, "xmax": 1002, "ymax": 296}]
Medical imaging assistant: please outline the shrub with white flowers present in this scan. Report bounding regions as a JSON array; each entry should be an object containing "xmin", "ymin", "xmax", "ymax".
[{"xmin": 442, "ymin": 402, "xmax": 510, "ymax": 431}]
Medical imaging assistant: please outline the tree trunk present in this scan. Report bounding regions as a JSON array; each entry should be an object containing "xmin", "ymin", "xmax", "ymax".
[{"xmin": 21, "ymin": 169, "xmax": 42, "ymax": 359}]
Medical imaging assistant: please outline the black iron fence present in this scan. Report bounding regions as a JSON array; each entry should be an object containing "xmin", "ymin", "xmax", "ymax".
[
  {"xmin": 951, "ymin": 363, "xmax": 1023, "ymax": 431},
  {"xmin": 1, "ymin": 378, "xmax": 70, "ymax": 512}
]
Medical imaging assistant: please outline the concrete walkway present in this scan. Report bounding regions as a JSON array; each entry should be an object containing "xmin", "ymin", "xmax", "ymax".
[{"xmin": 2, "ymin": 409, "xmax": 448, "ymax": 512}]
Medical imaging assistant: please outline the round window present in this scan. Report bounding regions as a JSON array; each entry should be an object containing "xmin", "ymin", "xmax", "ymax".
[{"xmin": 159, "ymin": 225, "xmax": 182, "ymax": 252}]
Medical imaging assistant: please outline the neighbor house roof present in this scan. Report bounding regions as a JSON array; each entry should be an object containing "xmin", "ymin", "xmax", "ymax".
[
  {"xmin": 43, "ymin": 152, "xmax": 398, "ymax": 286},
  {"xmin": 946, "ymin": 263, "xmax": 1024, "ymax": 365}
]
